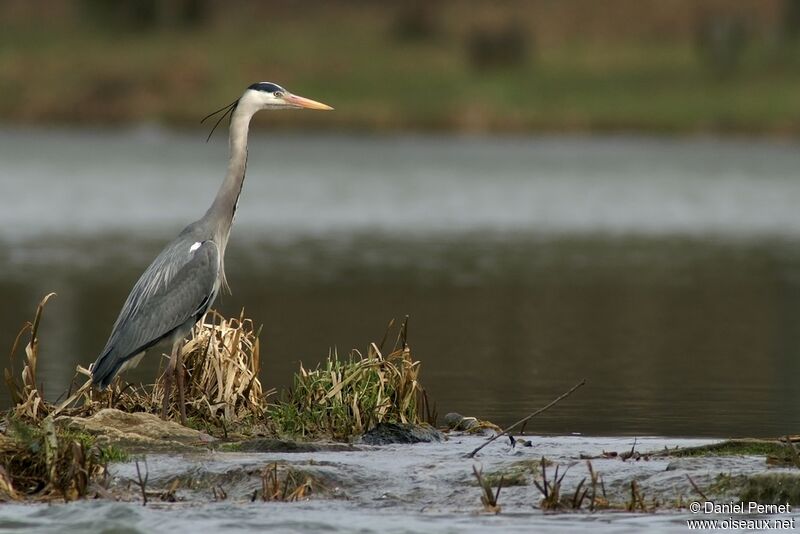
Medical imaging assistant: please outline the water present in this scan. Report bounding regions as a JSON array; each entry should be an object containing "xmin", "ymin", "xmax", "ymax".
[
  {"xmin": 0, "ymin": 434, "xmax": 797, "ymax": 533},
  {"xmin": 2, "ymin": 128, "xmax": 800, "ymax": 437}
]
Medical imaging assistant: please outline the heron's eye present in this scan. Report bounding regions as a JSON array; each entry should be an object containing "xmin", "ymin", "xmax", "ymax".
[{"xmin": 273, "ymin": 91, "xmax": 285, "ymax": 98}]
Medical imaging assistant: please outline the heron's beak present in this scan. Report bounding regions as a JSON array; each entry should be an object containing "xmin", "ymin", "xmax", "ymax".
[{"xmin": 283, "ymin": 93, "xmax": 334, "ymax": 111}]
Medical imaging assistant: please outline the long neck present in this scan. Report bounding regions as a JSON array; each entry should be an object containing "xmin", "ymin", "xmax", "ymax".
[{"xmin": 204, "ymin": 103, "xmax": 256, "ymax": 249}]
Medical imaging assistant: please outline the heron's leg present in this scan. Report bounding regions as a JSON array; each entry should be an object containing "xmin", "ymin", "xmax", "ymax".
[
  {"xmin": 176, "ymin": 342, "xmax": 187, "ymax": 425},
  {"xmin": 161, "ymin": 344, "xmax": 179, "ymax": 420}
]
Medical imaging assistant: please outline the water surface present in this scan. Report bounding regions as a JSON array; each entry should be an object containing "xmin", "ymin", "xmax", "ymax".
[{"xmin": 2, "ymin": 128, "xmax": 800, "ymax": 436}]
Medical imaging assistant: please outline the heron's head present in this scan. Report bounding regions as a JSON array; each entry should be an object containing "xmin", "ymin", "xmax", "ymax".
[
  {"xmin": 243, "ymin": 82, "xmax": 333, "ymax": 111},
  {"xmin": 201, "ymin": 82, "xmax": 332, "ymax": 141}
]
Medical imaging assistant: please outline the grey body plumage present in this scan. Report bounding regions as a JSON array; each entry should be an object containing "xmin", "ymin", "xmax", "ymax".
[
  {"xmin": 91, "ymin": 222, "xmax": 221, "ymax": 388},
  {"xmin": 90, "ymin": 82, "xmax": 332, "ymax": 391}
]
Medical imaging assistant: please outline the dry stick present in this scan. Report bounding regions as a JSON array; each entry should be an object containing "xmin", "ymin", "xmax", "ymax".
[
  {"xmin": 466, "ymin": 379, "xmax": 586, "ymax": 458},
  {"xmin": 392, "ymin": 315, "xmax": 410, "ymax": 352},
  {"xmin": 377, "ymin": 318, "xmax": 395, "ymax": 353},
  {"xmin": 134, "ymin": 459, "xmax": 149, "ymax": 506},
  {"xmin": 686, "ymin": 474, "xmax": 708, "ymax": 501}
]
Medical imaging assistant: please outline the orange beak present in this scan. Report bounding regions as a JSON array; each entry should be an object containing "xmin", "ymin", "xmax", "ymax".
[{"xmin": 283, "ymin": 93, "xmax": 334, "ymax": 111}]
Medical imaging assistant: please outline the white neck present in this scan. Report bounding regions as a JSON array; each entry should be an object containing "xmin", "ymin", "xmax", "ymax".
[{"xmin": 205, "ymin": 99, "xmax": 259, "ymax": 248}]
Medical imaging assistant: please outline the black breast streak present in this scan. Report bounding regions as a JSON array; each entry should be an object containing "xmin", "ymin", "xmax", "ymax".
[{"xmin": 231, "ymin": 153, "xmax": 247, "ymax": 224}]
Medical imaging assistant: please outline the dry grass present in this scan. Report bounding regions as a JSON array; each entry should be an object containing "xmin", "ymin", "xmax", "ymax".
[
  {"xmin": 533, "ymin": 457, "xmax": 612, "ymax": 512},
  {"xmin": 473, "ymin": 464, "xmax": 503, "ymax": 514},
  {"xmin": 5, "ymin": 296, "xmax": 268, "ymax": 432},
  {"xmin": 6, "ymin": 295, "xmax": 431, "ymax": 444},
  {"xmin": 255, "ymin": 462, "xmax": 315, "ymax": 502},
  {"xmin": 534, "ymin": 456, "xmax": 568, "ymax": 511},
  {"xmin": 83, "ymin": 310, "xmax": 268, "ymax": 429},
  {"xmin": 1, "ymin": 295, "xmax": 438, "ymax": 502},
  {"xmin": 268, "ymin": 318, "xmax": 431, "ymax": 440},
  {"xmin": 4, "ymin": 293, "xmax": 56, "ymax": 421},
  {"xmin": 0, "ymin": 296, "xmax": 273, "ymax": 501},
  {"xmin": 156, "ymin": 310, "xmax": 268, "ymax": 424}
]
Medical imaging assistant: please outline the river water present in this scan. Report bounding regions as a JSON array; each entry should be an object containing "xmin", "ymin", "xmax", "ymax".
[
  {"xmin": 1, "ymin": 434, "xmax": 798, "ymax": 533},
  {"xmin": 2, "ymin": 128, "xmax": 800, "ymax": 437}
]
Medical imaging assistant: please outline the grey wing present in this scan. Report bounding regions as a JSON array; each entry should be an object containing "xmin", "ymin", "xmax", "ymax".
[{"xmin": 91, "ymin": 238, "xmax": 220, "ymax": 388}]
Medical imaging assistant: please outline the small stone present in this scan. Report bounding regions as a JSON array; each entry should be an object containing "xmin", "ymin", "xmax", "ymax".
[
  {"xmin": 665, "ymin": 461, "xmax": 680, "ymax": 471},
  {"xmin": 443, "ymin": 412, "xmax": 464, "ymax": 429},
  {"xmin": 55, "ymin": 408, "xmax": 216, "ymax": 453},
  {"xmin": 361, "ymin": 422, "xmax": 444, "ymax": 445},
  {"xmin": 443, "ymin": 412, "xmax": 479, "ymax": 431}
]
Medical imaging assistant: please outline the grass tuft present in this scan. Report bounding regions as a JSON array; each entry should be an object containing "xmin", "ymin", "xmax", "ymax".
[
  {"xmin": 2, "ymin": 296, "xmax": 435, "ymax": 501},
  {"xmin": 0, "ymin": 414, "xmax": 108, "ymax": 501},
  {"xmin": 158, "ymin": 310, "xmax": 269, "ymax": 424},
  {"xmin": 4, "ymin": 293, "xmax": 56, "ymax": 421},
  {"xmin": 255, "ymin": 462, "xmax": 316, "ymax": 502},
  {"xmin": 473, "ymin": 464, "xmax": 503, "ymax": 514},
  {"xmin": 268, "ymin": 325, "xmax": 428, "ymax": 440},
  {"xmin": 6, "ymin": 297, "xmax": 269, "ymax": 436}
]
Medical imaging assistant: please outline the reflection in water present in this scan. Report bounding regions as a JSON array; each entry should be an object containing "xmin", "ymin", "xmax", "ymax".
[{"xmin": 1, "ymin": 130, "xmax": 800, "ymax": 437}]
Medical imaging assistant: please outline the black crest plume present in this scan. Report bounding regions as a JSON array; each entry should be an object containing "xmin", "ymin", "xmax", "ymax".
[{"xmin": 201, "ymin": 99, "xmax": 239, "ymax": 142}]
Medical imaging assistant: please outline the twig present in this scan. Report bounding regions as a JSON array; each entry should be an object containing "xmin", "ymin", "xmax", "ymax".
[
  {"xmin": 686, "ymin": 474, "xmax": 708, "ymax": 501},
  {"xmin": 533, "ymin": 456, "xmax": 548, "ymax": 498},
  {"xmin": 53, "ymin": 377, "xmax": 92, "ymax": 416},
  {"xmin": 586, "ymin": 460, "xmax": 607, "ymax": 511},
  {"xmin": 377, "ymin": 319, "xmax": 395, "ymax": 353},
  {"xmin": 472, "ymin": 465, "xmax": 503, "ymax": 513},
  {"xmin": 466, "ymin": 379, "xmax": 586, "ymax": 458},
  {"xmin": 392, "ymin": 315, "xmax": 410, "ymax": 352},
  {"xmin": 627, "ymin": 480, "xmax": 645, "ymax": 511},
  {"xmin": 572, "ymin": 477, "xmax": 587, "ymax": 509},
  {"xmin": 134, "ymin": 459, "xmax": 149, "ymax": 506},
  {"xmin": 620, "ymin": 437, "xmax": 638, "ymax": 461},
  {"xmin": 533, "ymin": 457, "xmax": 569, "ymax": 510}
]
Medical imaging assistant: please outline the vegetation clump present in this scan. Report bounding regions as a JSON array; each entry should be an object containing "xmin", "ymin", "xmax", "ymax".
[
  {"xmin": 5, "ymin": 295, "xmax": 268, "ymax": 441},
  {"xmin": 254, "ymin": 462, "xmax": 317, "ymax": 502},
  {"xmin": 267, "ymin": 320, "xmax": 432, "ymax": 440},
  {"xmin": 664, "ymin": 439, "xmax": 795, "ymax": 459},
  {"xmin": 0, "ymin": 415, "xmax": 118, "ymax": 501},
  {"xmin": 7, "ymin": 296, "xmax": 430, "ymax": 445},
  {"xmin": 713, "ymin": 473, "xmax": 800, "ymax": 506},
  {"xmin": 473, "ymin": 464, "xmax": 503, "ymax": 514},
  {"xmin": 161, "ymin": 310, "xmax": 266, "ymax": 425},
  {"xmin": 1, "ymin": 296, "xmax": 438, "ymax": 501}
]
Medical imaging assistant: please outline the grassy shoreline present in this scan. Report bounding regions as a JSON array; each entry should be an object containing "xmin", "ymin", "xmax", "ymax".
[{"xmin": 3, "ymin": 3, "xmax": 800, "ymax": 136}]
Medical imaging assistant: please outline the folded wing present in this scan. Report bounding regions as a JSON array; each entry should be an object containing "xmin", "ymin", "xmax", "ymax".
[{"xmin": 91, "ymin": 238, "xmax": 220, "ymax": 388}]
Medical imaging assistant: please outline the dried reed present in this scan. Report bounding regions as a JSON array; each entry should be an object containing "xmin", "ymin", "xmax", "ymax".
[
  {"xmin": 473, "ymin": 465, "xmax": 503, "ymax": 514},
  {"xmin": 6, "ymin": 296, "xmax": 268, "ymax": 429},
  {"xmin": 6, "ymin": 295, "xmax": 429, "ymax": 447},
  {"xmin": 256, "ymin": 462, "xmax": 314, "ymax": 502},
  {"xmin": 155, "ymin": 310, "xmax": 268, "ymax": 424},
  {"xmin": 533, "ymin": 456, "xmax": 568, "ymax": 511},
  {"xmin": 4, "ymin": 293, "xmax": 56, "ymax": 420}
]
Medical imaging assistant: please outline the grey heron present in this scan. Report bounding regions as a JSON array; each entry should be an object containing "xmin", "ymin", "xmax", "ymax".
[{"xmin": 90, "ymin": 82, "xmax": 332, "ymax": 423}]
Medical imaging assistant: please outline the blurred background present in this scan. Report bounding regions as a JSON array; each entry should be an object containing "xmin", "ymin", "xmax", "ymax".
[{"xmin": 2, "ymin": 0, "xmax": 800, "ymax": 437}]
